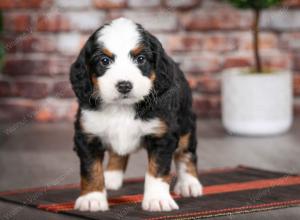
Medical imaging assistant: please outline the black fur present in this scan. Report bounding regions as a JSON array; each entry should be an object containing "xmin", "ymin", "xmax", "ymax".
[{"xmin": 70, "ymin": 22, "xmax": 197, "ymax": 184}]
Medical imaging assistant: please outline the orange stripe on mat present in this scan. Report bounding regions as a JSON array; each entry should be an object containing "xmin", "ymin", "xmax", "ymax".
[
  {"xmin": 146, "ymin": 199, "xmax": 300, "ymax": 220},
  {"xmin": 37, "ymin": 175, "xmax": 300, "ymax": 212},
  {"xmin": 204, "ymin": 175, "xmax": 300, "ymax": 195},
  {"xmin": 38, "ymin": 193, "xmax": 181, "ymax": 212}
]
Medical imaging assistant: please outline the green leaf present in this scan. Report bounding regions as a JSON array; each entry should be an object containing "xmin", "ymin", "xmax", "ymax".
[{"xmin": 227, "ymin": 0, "xmax": 281, "ymax": 9}]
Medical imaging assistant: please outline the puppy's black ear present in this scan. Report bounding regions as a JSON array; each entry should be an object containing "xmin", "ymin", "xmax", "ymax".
[
  {"xmin": 70, "ymin": 42, "xmax": 96, "ymax": 108},
  {"xmin": 146, "ymin": 31, "xmax": 174, "ymax": 94}
]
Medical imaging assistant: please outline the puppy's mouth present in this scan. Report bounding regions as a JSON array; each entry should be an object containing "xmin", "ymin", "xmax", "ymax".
[
  {"xmin": 121, "ymin": 94, "xmax": 129, "ymax": 99},
  {"xmin": 112, "ymin": 94, "xmax": 138, "ymax": 104}
]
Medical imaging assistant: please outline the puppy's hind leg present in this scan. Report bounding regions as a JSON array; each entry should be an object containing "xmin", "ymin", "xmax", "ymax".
[
  {"xmin": 104, "ymin": 151, "xmax": 129, "ymax": 190},
  {"xmin": 174, "ymin": 125, "xmax": 203, "ymax": 197}
]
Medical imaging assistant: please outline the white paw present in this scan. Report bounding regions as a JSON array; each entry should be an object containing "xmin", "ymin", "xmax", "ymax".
[
  {"xmin": 74, "ymin": 191, "xmax": 109, "ymax": 212},
  {"xmin": 174, "ymin": 174, "xmax": 203, "ymax": 197},
  {"xmin": 142, "ymin": 173, "xmax": 179, "ymax": 212},
  {"xmin": 104, "ymin": 170, "xmax": 123, "ymax": 190},
  {"xmin": 142, "ymin": 194, "xmax": 179, "ymax": 212}
]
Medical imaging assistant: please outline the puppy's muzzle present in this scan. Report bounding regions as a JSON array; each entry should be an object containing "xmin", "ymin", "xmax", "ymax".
[{"xmin": 116, "ymin": 81, "xmax": 133, "ymax": 94}]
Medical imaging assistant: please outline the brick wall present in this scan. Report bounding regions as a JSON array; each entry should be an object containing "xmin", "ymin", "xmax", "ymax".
[{"xmin": 0, "ymin": 0, "xmax": 300, "ymax": 122}]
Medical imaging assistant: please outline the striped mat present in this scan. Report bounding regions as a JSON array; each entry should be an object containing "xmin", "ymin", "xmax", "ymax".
[{"xmin": 0, "ymin": 166, "xmax": 300, "ymax": 219}]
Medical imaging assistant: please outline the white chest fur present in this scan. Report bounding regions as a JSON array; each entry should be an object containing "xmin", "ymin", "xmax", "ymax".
[{"xmin": 81, "ymin": 105, "xmax": 162, "ymax": 155}]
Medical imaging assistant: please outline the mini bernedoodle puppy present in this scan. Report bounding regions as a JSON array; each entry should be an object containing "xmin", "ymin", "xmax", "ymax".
[{"xmin": 70, "ymin": 18, "xmax": 203, "ymax": 212}]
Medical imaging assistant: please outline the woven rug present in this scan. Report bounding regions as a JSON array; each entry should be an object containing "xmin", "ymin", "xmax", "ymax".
[{"xmin": 1, "ymin": 166, "xmax": 300, "ymax": 219}]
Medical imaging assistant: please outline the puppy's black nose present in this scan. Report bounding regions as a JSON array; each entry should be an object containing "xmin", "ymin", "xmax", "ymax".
[{"xmin": 116, "ymin": 81, "xmax": 133, "ymax": 94}]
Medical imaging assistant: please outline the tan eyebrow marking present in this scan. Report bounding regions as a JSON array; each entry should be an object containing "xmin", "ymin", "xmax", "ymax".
[
  {"xmin": 131, "ymin": 45, "xmax": 144, "ymax": 56},
  {"xmin": 102, "ymin": 48, "xmax": 113, "ymax": 58}
]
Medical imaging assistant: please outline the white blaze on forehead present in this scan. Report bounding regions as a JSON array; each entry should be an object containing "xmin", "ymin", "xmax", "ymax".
[
  {"xmin": 97, "ymin": 18, "xmax": 140, "ymax": 55},
  {"xmin": 95, "ymin": 18, "xmax": 151, "ymax": 104}
]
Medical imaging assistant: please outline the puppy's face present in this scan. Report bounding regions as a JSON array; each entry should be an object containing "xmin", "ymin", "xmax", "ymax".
[{"xmin": 89, "ymin": 18, "xmax": 155, "ymax": 105}]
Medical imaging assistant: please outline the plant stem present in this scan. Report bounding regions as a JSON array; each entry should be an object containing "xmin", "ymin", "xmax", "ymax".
[{"xmin": 253, "ymin": 8, "xmax": 262, "ymax": 73}]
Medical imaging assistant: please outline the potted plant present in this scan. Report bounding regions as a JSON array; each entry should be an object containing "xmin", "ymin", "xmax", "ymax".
[{"xmin": 222, "ymin": 0, "xmax": 293, "ymax": 136}]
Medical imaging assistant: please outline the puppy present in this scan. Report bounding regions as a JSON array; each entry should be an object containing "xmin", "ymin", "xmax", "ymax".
[{"xmin": 70, "ymin": 18, "xmax": 203, "ymax": 212}]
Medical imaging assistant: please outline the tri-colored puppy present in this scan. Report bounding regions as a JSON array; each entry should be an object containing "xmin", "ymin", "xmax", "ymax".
[{"xmin": 70, "ymin": 18, "xmax": 203, "ymax": 212}]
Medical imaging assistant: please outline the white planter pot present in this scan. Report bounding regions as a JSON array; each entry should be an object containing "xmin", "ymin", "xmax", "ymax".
[{"xmin": 222, "ymin": 68, "xmax": 293, "ymax": 136}]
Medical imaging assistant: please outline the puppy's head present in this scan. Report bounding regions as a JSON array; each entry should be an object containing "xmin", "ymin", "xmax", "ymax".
[{"xmin": 70, "ymin": 18, "xmax": 171, "ymax": 107}]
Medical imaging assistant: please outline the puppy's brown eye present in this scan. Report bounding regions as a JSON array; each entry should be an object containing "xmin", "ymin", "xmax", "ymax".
[
  {"xmin": 135, "ymin": 55, "xmax": 146, "ymax": 65},
  {"xmin": 100, "ymin": 56, "xmax": 111, "ymax": 66}
]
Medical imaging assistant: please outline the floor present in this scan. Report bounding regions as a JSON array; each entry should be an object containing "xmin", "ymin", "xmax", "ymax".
[{"xmin": 0, "ymin": 119, "xmax": 300, "ymax": 219}]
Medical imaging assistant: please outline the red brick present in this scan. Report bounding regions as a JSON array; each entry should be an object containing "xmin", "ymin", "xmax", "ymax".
[
  {"xmin": 192, "ymin": 95, "xmax": 221, "ymax": 118},
  {"xmin": 180, "ymin": 35, "xmax": 203, "ymax": 51},
  {"xmin": 0, "ymin": 0, "xmax": 52, "ymax": 9},
  {"xmin": 281, "ymin": 32, "xmax": 300, "ymax": 51},
  {"xmin": 224, "ymin": 54, "xmax": 253, "ymax": 69},
  {"xmin": 1, "ymin": 0, "xmax": 299, "ymax": 122},
  {"xmin": 294, "ymin": 74, "xmax": 300, "ymax": 96},
  {"xmin": 174, "ymin": 54, "xmax": 221, "ymax": 73},
  {"xmin": 262, "ymin": 51, "xmax": 291, "ymax": 70},
  {"xmin": 181, "ymin": 8, "xmax": 252, "ymax": 31},
  {"xmin": 16, "ymin": 0, "xmax": 52, "ymax": 8},
  {"xmin": 51, "ymin": 80, "xmax": 75, "ymax": 98},
  {"xmin": 0, "ymin": 0, "xmax": 15, "ymax": 9},
  {"xmin": 202, "ymin": 34, "xmax": 236, "ymax": 52},
  {"xmin": 283, "ymin": 0, "xmax": 300, "ymax": 7},
  {"xmin": 0, "ymin": 99, "xmax": 36, "ymax": 122},
  {"xmin": 18, "ymin": 35, "xmax": 57, "ymax": 53},
  {"xmin": 161, "ymin": 34, "xmax": 203, "ymax": 52},
  {"xmin": 224, "ymin": 51, "xmax": 291, "ymax": 70},
  {"xmin": 36, "ymin": 14, "xmax": 70, "ymax": 32},
  {"xmin": 51, "ymin": 56, "xmax": 74, "ymax": 75},
  {"xmin": 160, "ymin": 34, "xmax": 236, "ymax": 52},
  {"xmin": 4, "ymin": 56, "xmax": 73, "ymax": 76},
  {"xmin": 294, "ymin": 98, "xmax": 300, "ymax": 116},
  {"xmin": 164, "ymin": 0, "xmax": 200, "ymax": 10},
  {"xmin": 192, "ymin": 95, "xmax": 209, "ymax": 117},
  {"xmin": 197, "ymin": 75, "xmax": 221, "ymax": 94},
  {"xmin": 0, "ymin": 79, "xmax": 14, "ymax": 97},
  {"xmin": 237, "ymin": 32, "xmax": 279, "ymax": 51},
  {"xmin": 35, "ymin": 98, "xmax": 77, "ymax": 122},
  {"xmin": 93, "ymin": 0, "xmax": 127, "ymax": 9},
  {"xmin": 14, "ymin": 80, "xmax": 49, "ymax": 99},
  {"xmin": 187, "ymin": 75, "xmax": 220, "ymax": 94},
  {"xmin": 4, "ymin": 13, "xmax": 31, "ymax": 32},
  {"xmin": 4, "ymin": 58, "xmax": 52, "ymax": 76},
  {"xmin": 186, "ymin": 76, "xmax": 200, "ymax": 90},
  {"xmin": 1, "ymin": 35, "xmax": 19, "ymax": 53}
]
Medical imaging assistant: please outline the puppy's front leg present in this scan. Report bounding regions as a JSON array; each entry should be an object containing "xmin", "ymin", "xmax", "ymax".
[
  {"xmin": 143, "ymin": 136, "xmax": 179, "ymax": 212},
  {"xmin": 104, "ymin": 151, "xmax": 129, "ymax": 190},
  {"xmin": 74, "ymin": 134, "xmax": 108, "ymax": 212}
]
